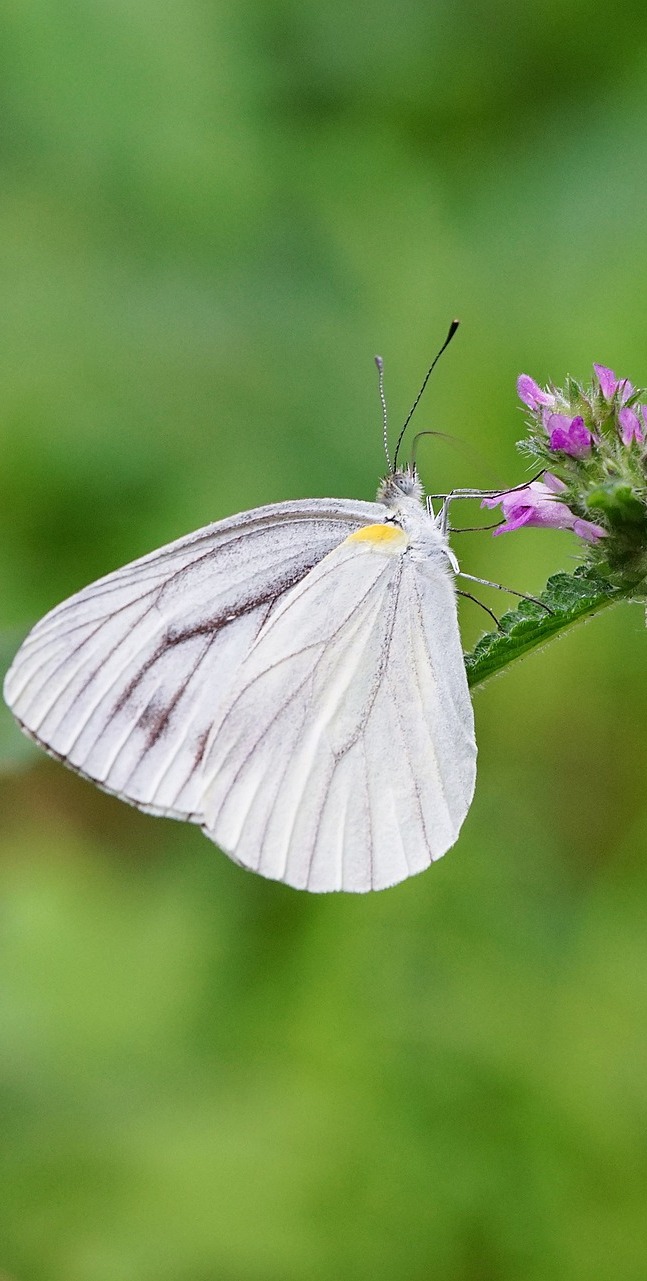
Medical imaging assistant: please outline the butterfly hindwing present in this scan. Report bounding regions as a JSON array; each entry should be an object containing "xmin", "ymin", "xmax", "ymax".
[{"xmin": 200, "ymin": 528, "xmax": 476, "ymax": 891}]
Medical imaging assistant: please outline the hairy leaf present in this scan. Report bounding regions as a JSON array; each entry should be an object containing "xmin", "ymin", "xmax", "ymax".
[{"xmin": 464, "ymin": 568, "xmax": 638, "ymax": 690}]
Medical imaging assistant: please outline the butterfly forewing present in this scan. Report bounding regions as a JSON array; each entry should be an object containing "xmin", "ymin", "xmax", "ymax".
[{"xmin": 3, "ymin": 499, "xmax": 381, "ymax": 820}]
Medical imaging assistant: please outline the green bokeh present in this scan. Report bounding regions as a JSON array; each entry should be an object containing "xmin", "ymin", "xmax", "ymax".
[{"xmin": 2, "ymin": 4, "xmax": 647, "ymax": 1279}]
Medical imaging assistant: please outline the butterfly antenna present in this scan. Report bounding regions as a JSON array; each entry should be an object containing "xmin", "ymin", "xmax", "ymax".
[
  {"xmin": 410, "ymin": 428, "xmax": 454, "ymax": 470},
  {"xmin": 392, "ymin": 318, "xmax": 460, "ymax": 472},
  {"xmin": 375, "ymin": 355, "xmax": 391, "ymax": 472}
]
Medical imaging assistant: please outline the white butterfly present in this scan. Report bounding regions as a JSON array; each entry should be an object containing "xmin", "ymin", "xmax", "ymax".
[
  {"xmin": 4, "ymin": 321, "xmax": 483, "ymax": 893},
  {"xmin": 3, "ymin": 464, "xmax": 477, "ymax": 893}
]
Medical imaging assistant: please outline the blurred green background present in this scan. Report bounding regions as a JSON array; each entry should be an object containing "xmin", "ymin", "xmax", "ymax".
[{"xmin": 2, "ymin": 3, "xmax": 647, "ymax": 1279}]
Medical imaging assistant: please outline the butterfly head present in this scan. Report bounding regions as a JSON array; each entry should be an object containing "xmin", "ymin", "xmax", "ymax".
[{"xmin": 377, "ymin": 465, "xmax": 424, "ymax": 508}]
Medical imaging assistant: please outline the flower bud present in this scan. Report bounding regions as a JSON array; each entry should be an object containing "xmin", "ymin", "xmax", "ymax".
[{"xmin": 517, "ymin": 374, "xmax": 555, "ymax": 412}]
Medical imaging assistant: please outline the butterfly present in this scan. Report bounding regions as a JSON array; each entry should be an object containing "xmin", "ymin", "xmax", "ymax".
[{"xmin": 3, "ymin": 327, "xmax": 477, "ymax": 892}]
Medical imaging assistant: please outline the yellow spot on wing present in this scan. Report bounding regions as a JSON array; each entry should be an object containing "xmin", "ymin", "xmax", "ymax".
[{"xmin": 345, "ymin": 523, "xmax": 408, "ymax": 552}]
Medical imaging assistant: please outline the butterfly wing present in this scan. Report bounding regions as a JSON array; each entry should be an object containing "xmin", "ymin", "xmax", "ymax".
[
  {"xmin": 3, "ymin": 498, "xmax": 381, "ymax": 820},
  {"xmin": 200, "ymin": 526, "xmax": 476, "ymax": 892}
]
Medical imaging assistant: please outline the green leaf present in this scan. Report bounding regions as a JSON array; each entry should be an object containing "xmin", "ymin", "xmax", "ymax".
[
  {"xmin": 586, "ymin": 482, "xmax": 647, "ymax": 529},
  {"xmin": 464, "ymin": 568, "xmax": 638, "ymax": 690},
  {"xmin": 0, "ymin": 629, "xmax": 39, "ymax": 773}
]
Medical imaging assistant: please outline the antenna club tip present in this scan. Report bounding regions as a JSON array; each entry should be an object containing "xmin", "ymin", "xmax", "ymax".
[
  {"xmin": 449, "ymin": 318, "xmax": 460, "ymax": 333},
  {"xmin": 374, "ymin": 355, "xmax": 384, "ymax": 370}
]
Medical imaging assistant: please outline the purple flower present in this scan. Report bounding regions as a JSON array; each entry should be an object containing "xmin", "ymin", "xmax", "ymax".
[
  {"xmin": 482, "ymin": 474, "xmax": 606, "ymax": 543},
  {"xmin": 546, "ymin": 413, "xmax": 593, "ymax": 457},
  {"xmin": 517, "ymin": 374, "xmax": 556, "ymax": 412},
  {"xmin": 618, "ymin": 405, "xmax": 644, "ymax": 447},
  {"xmin": 594, "ymin": 364, "xmax": 635, "ymax": 403}
]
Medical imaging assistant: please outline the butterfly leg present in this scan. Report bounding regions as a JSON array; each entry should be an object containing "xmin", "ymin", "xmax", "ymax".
[
  {"xmin": 458, "ymin": 571, "xmax": 553, "ymax": 614},
  {"xmin": 455, "ymin": 590, "xmax": 503, "ymax": 631}
]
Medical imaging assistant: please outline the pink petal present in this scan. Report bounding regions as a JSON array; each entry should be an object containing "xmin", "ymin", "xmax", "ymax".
[
  {"xmin": 547, "ymin": 413, "xmax": 592, "ymax": 457},
  {"xmin": 517, "ymin": 374, "xmax": 554, "ymax": 411},
  {"xmin": 572, "ymin": 518, "xmax": 606, "ymax": 543},
  {"xmin": 594, "ymin": 364, "xmax": 619, "ymax": 399},
  {"xmin": 619, "ymin": 406, "xmax": 644, "ymax": 446},
  {"xmin": 492, "ymin": 507, "xmax": 534, "ymax": 535}
]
